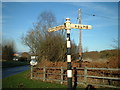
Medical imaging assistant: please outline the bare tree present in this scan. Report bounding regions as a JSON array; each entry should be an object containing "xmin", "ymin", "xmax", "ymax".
[
  {"xmin": 22, "ymin": 11, "xmax": 77, "ymax": 62},
  {"xmin": 2, "ymin": 39, "xmax": 15, "ymax": 61},
  {"xmin": 71, "ymin": 41, "xmax": 79, "ymax": 60},
  {"xmin": 111, "ymin": 38, "xmax": 118, "ymax": 49},
  {"xmin": 83, "ymin": 46, "xmax": 89, "ymax": 53}
]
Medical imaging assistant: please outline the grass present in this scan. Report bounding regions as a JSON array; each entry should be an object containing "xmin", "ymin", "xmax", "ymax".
[
  {"xmin": 2, "ymin": 61, "xmax": 29, "ymax": 68},
  {"xmin": 2, "ymin": 70, "xmax": 67, "ymax": 88}
]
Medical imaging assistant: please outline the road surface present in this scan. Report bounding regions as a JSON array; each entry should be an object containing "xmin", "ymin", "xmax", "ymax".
[{"xmin": 2, "ymin": 65, "xmax": 30, "ymax": 78}]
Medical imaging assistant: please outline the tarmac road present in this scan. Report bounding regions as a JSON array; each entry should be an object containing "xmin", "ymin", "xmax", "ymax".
[{"xmin": 2, "ymin": 65, "xmax": 30, "ymax": 78}]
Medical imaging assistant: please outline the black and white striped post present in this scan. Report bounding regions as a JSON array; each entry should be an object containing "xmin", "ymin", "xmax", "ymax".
[
  {"xmin": 48, "ymin": 17, "xmax": 92, "ymax": 89},
  {"xmin": 65, "ymin": 18, "xmax": 72, "ymax": 89}
]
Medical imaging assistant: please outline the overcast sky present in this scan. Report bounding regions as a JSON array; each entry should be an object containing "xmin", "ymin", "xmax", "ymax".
[{"xmin": 2, "ymin": 1, "xmax": 119, "ymax": 52}]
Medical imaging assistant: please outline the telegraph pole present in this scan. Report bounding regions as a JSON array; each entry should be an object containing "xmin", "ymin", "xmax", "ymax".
[{"xmin": 78, "ymin": 8, "xmax": 82, "ymax": 61}]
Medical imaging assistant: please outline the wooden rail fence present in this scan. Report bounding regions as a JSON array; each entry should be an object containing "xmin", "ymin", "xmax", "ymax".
[{"xmin": 31, "ymin": 66, "xmax": 120, "ymax": 88}]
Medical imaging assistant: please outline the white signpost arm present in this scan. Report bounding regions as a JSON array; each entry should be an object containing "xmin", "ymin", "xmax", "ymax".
[
  {"xmin": 71, "ymin": 24, "xmax": 92, "ymax": 29},
  {"xmin": 48, "ymin": 25, "xmax": 65, "ymax": 32}
]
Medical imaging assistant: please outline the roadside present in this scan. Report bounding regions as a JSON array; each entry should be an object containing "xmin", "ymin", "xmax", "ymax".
[
  {"xmin": 2, "ymin": 65, "xmax": 30, "ymax": 78},
  {"xmin": 2, "ymin": 70, "xmax": 67, "ymax": 88}
]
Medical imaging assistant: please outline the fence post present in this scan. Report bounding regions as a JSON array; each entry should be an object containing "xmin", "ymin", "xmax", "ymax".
[
  {"xmin": 43, "ymin": 66, "xmax": 46, "ymax": 81},
  {"xmin": 31, "ymin": 65, "xmax": 33, "ymax": 79},
  {"xmin": 61, "ymin": 66, "xmax": 64, "ymax": 84},
  {"xmin": 84, "ymin": 67, "xmax": 87, "ymax": 83}
]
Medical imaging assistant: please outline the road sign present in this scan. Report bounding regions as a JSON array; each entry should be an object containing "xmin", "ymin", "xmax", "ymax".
[
  {"xmin": 48, "ymin": 25, "xmax": 65, "ymax": 32},
  {"xmin": 48, "ymin": 24, "xmax": 92, "ymax": 32},
  {"xmin": 31, "ymin": 56, "xmax": 36, "ymax": 59},
  {"xmin": 71, "ymin": 24, "xmax": 92, "ymax": 29},
  {"xmin": 30, "ymin": 60, "xmax": 38, "ymax": 66}
]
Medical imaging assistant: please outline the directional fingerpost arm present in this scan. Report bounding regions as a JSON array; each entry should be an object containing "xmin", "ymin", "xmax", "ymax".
[
  {"xmin": 48, "ymin": 25, "xmax": 65, "ymax": 32},
  {"xmin": 71, "ymin": 24, "xmax": 92, "ymax": 29},
  {"xmin": 48, "ymin": 24, "xmax": 92, "ymax": 32}
]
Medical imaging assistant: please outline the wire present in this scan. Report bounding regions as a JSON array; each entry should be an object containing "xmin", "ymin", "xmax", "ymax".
[{"xmin": 83, "ymin": 12, "xmax": 116, "ymax": 20}]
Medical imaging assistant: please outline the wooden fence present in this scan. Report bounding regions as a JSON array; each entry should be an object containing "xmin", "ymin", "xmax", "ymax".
[{"xmin": 31, "ymin": 66, "xmax": 120, "ymax": 88}]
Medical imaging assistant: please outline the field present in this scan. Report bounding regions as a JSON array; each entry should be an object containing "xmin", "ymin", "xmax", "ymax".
[
  {"xmin": 30, "ymin": 49, "xmax": 120, "ymax": 88},
  {"xmin": 35, "ymin": 49, "xmax": 120, "ymax": 68}
]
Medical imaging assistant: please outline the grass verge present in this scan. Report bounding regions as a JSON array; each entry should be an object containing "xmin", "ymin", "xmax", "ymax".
[{"xmin": 2, "ymin": 70, "xmax": 67, "ymax": 88}]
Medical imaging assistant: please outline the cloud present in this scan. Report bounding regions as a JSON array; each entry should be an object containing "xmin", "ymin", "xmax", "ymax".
[
  {"xmin": 70, "ymin": 2, "xmax": 117, "ymax": 15},
  {"xmin": 73, "ymin": 3, "xmax": 118, "ymax": 27}
]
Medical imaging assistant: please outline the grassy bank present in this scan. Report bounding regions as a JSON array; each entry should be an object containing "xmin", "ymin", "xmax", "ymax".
[
  {"xmin": 2, "ymin": 61, "xmax": 29, "ymax": 68},
  {"xmin": 2, "ymin": 70, "xmax": 67, "ymax": 88}
]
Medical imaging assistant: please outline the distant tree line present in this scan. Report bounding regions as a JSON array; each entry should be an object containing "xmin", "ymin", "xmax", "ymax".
[{"xmin": 2, "ymin": 39, "xmax": 15, "ymax": 61}]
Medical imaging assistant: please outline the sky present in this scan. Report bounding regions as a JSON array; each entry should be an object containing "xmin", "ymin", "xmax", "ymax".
[{"xmin": 2, "ymin": 1, "xmax": 119, "ymax": 52}]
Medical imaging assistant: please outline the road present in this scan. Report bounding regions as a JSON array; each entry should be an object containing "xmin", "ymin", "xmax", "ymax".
[{"xmin": 2, "ymin": 65, "xmax": 30, "ymax": 78}]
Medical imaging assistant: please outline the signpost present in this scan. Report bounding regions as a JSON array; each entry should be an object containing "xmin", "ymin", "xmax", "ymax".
[
  {"xmin": 48, "ymin": 18, "xmax": 92, "ymax": 89},
  {"xmin": 30, "ymin": 56, "xmax": 38, "ymax": 79}
]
